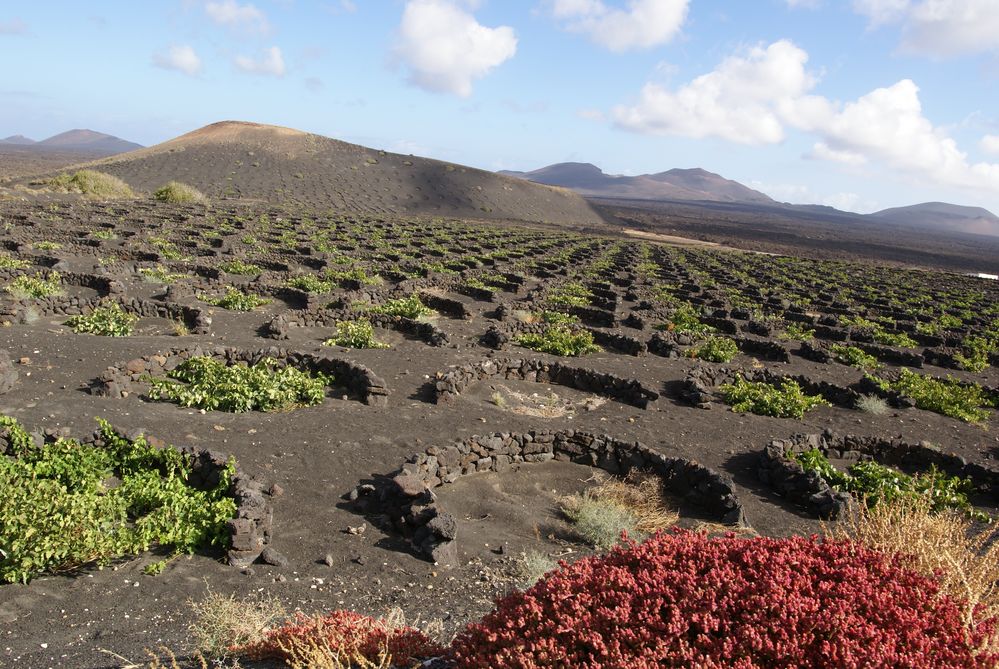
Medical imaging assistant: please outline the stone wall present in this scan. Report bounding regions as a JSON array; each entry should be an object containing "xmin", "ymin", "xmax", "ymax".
[
  {"xmin": 435, "ymin": 357, "xmax": 659, "ymax": 409},
  {"xmin": 349, "ymin": 429, "xmax": 747, "ymax": 566},
  {"xmin": 758, "ymin": 431, "xmax": 999, "ymax": 519}
]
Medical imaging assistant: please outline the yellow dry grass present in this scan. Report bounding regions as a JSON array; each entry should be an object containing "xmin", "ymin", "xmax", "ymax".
[{"xmin": 827, "ymin": 497, "xmax": 999, "ymax": 652}]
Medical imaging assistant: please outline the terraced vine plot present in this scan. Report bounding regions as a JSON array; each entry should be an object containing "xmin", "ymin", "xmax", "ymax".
[{"xmin": 0, "ymin": 197, "xmax": 997, "ymax": 667}]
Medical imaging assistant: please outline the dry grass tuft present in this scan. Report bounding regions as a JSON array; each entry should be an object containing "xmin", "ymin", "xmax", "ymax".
[
  {"xmin": 188, "ymin": 589, "xmax": 286, "ymax": 660},
  {"xmin": 48, "ymin": 170, "xmax": 136, "ymax": 199},
  {"xmin": 279, "ymin": 636, "xmax": 394, "ymax": 669},
  {"xmin": 827, "ymin": 497, "xmax": 999, "ymax": 651},
  {"xmin": 560, "ymin": 471, "xmax": 679, "ymax": 548},
  {"xmin": 154, "ymin": 181, "xmax": 206, "ymax": 204}
]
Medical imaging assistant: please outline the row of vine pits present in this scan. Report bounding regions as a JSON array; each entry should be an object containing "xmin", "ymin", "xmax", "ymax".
[{"xmin": 0, "ymin": 199, "xmax": 996, "ymax": 667}]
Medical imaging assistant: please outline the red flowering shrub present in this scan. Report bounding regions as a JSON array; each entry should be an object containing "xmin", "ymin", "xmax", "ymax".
[
  {"xmin": 237, "ymin": 610, "xmax": 444, "ymax": 665},
  {"xmin": 450, "ymin": 531, "xmax": 998, "ymax": 668}
]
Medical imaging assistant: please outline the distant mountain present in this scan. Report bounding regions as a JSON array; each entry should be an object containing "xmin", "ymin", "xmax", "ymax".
[
  {"xmin": 34, "ymin": 129, "xmax": 142, "ymax": 155},
  {"xmin": 868, "ymin": 202, "xmax": 999, "ymax": 237},
  {"xmin": 0, "ymin": 135, "xmax": 36, "ymax": 145},
  {"xmin": 500, "ymin": 162, "xmax": 774, "ymax": 204}
]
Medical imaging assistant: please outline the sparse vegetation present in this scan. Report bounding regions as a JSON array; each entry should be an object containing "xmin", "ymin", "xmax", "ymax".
[
  {"xmin": 219, "ymin": 259, "xmax": 262, "ymax": 275},
  {"xmin": 686, "ymin": 336, "xmax": 739, "ymax": 363},
  {"xmin": 189, "ymin": 590, "xmax": 286, "ymax": 661},
  {"xmin": 364, "ymin": 294, "xmax": 433, "ymax": 319},
  {"xmin": 856, "ymin": 393, "xmax": 890, "ymax": 415},
  {"xmin": 830, "ymin": 344, "xmax": 880, "ymax": 370}
]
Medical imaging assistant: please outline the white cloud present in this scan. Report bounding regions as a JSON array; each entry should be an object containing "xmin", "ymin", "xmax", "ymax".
[
  {"xmin": 982, "ymin": 134, "xmax": 999, "ymax": 155},
  {"xmin": 550, "ymin": 0, "xmax": 689, "ymax": 51},
  {"xmin": 854, "ymin": 0, "xmax": 999, "ymax": 56},
  {"xmin": 792, "ymin": 79, "xmax": 999, "ymax": 191},
  {"xmin": 750, "ymin": 180, "xmax": 876, "ymax": 213},
  {"xmin": 0, "ymin": 18, "xmax": 27, "ymax": 35},
  {"xmin": 612, "ymin": 40, "xmax": 816, "ymax": 144},
  {"xmin": 612, "ymin": 40, "xmax": 999, "ymax": 197},
  {"xmin": 234, "ymin": 46, "xmax": 286, "ymax": 76},
  {"xmin": 153, "ymin": 45, "xmax": 203, "ymax": 76},
  {"xmin": 205, "ymin": 0, "xmax": 269, "ymax": 33},
  {"xmin": 394, "ymin": 0, "xmax": 517, "ymax": 97}
]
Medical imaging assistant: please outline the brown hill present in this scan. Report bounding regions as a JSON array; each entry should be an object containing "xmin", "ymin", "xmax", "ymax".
[
  {"xmin": 36, "ymin": 129, "xmax": 142, "ymax": 154},
  {"xmin": 76, "ymin": 121, "xmax": 605, "ymax": 225},
  {"xmin": 868, "ymin": 202, "xmax": 999, "ymax": 237},
  {"xmin": 500, "ymin": 162, "xmax": 773, "ymax": 204}
]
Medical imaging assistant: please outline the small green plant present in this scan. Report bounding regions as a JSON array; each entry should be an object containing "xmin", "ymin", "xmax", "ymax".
[
  {"xmin": 0, "ymin": 253, "xmax": 28, "ymax": 270},
  {"xmin": 830, "ymin": 344, "xmax": 881, "ymax": 371},
  {"xmin": 777, "ymin": 323, "xmax": 815, "ymax": 341},
  {"xmin": 139, "ymin": 266, "xmax": 187, "ymax": 284},
  {"xmin": 514, "ymin": 326, "xmax": 601, "ymax": 356},
  {"xmin": 0, "ymin": 417, "xmax": 236, "ymax": 584},
  {"xmin": 516, "ymin": 550, "xmax": 558, "ymax": 587},
  {"xmin": 323, "ymin": 319, "xmax": 389, "ymax": 349},
  {"xmin": 686, "ymin": 336, "xmax": 739, "ymax": 363},
  {"xmin": 153, "ymin": 181, "xmax": 206, "ymax": 204},
  {"xmin": 66, "ymin": 302, "xmax": 138, "ymax": 336},
  {"xmin": 791, "ymin": 448, "xmax": 987, "ymax": 520},
  {"xmin": 32, "ymin": 241, "xmax": 62, "ymax": 251},
  {"xmin": 659, "ymin": 303, "xmax": 715, "ymax": 336},
  {"xmin": 720, "ymin": 376, "xmax": 831, "ymax": 418},
  {"xmin": 91, "ymin": 229, "xmax": 117, "ymax": 240},
  {"xmin": 954, "ymin": 336, "xmax": 993, "ymax": 373},
  {"xmin": 5, "ymin": 272, "xmax": 62, "ymax": 299},
  {"xmin": 547, "ymin": 282, "xmax": 594, "ymax": 308},
  {"xmin": 219, "ymin": 259, "xmax": 262, "ymax": 276},
  {"xmin": 147, "ymin": 356, "xmax": 330, "ymax": 412},
  {"xmin": 199, "ymin": 287, "xmax": 270, "ymax": 311},
  {"xmin": 365, "ymin": 294, "xmax": 434, "ymax": 319},
  {"xmin": 869, "ymin": 369, "xmax": 993, "ymax": 423},
  {"xmin": 539, "ymin": 310, "xmax": 580, "ymax": 326},
  {"xmin": 286, "ymin": 274, "xmax": 334, "ymax": 294},
  {"xmin": 325, "ymin": 267, "xmax": 381, "ymax": 286},
  {"xmin": 48, "ymin": 170, "xmax": 135, "ymax": 199}
]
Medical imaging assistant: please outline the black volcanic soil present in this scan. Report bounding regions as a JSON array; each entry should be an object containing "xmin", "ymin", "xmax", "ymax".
[
  {"xmin": 0, "ymin": 198, "xmax": 997, "ymax": 668},
  {"xmin": 594, "ymin": 198, "xmax": 999, "ymax": 275}
]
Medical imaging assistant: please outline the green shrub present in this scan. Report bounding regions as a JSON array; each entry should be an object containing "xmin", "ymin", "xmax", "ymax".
[
  {"xmin": 539, "ymin": 310, "xmax": 580, "ymax": 326},
  {"xmin": 561, "ymin": 492, "xmax": 640, "ymax": 549},
  {"xmin": 870, "ymin": 369, "xmax": 993, "ymax": 423},
  {"xmin": 830, "ymin": 344, "xmax": 880, "ymax": 370},
  {"xmin": 48, "ymin": 170, "xmax": 135, "ymax": 199},
  {"xmin": 777, "ymin": 323, "xmax": 815, "ymax": 341},
  {"xmin": 0, "ymin": 416, "xmax": 236, "ymax": 583},
  {"xmin": 65, "ymin": 302, "xmax": 138, "ymax": 336},
  {"xmin": 325, "ymin": 267, "xmax": 381, "ymax": 286},
  {"xmin": 323, "ymin": 319, "xmax": 389, "ymax": 349},
  {"xmin": 514, "ymin": 326, "xmax": 601, "ymax": 357},
  {"xmin": 720, "ymin": 376, "xmax": 831, "ymax": 418},
  {"xmin": 286, "ymin": 274, "xmax": 334, "ymax": 294},
  {"xmin": 5, "ymin": 272, "xmax": 62, "ymax": 298},
  {"xmin": 147, "ymin": 356, "xmax": 330, "ymax": 412},
  {"xmin": 659, "ymin": 303, "xmax": 715, "ymax": 336},
  {"xmin": 687, "ymin": 336, "xmax": 739, "ymax": 363},
  {"xmin": 547, "ymin": 282, "xmax": 594, "ymax": 308},
  {"xmin": 365, "ymin": 294, "xmax": 434, "ymax": 319},
  {"xmin": 199, "ymin": 287, "xmax": 270, "ymax": 311},
  {"xmin": 219, "ymin": 259, "xmax": 262, "ymax": 276},
  {"xmin": 791, "ymin": 448, "xmax": 986, "ymax": 519},
  {"xmin": 32, "ymin": 241, "xmax": 62, "ymax": 251},
  {"xmin": 153, "ymin": 181, "xmax": 206, "ymax": 204},
  {"xmin": 0, "ymin": 253, "xmax": 28, "ymax": 270},
  {"xmin": 954, "ymin": 337, "xmax": 993, "ymax": 373},
  {"xmin": 139, "ymin": 266, "xmax": 187, "ymax": 284}
]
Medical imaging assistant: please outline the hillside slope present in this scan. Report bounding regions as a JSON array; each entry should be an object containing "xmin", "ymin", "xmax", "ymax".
[
  {"xmin": 73, "ymin": 121, "xmax": 604, "ymax": 225},
  {"xmin": 868, "ymin": 202, "xmax": 999, "ymax": 237}
]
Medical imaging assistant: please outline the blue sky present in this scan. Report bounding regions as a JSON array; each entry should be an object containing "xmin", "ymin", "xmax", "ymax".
[{"xmin": 2, "ymin": 0, "xmax": 999, "ymax": 214}]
